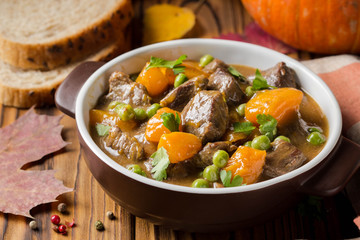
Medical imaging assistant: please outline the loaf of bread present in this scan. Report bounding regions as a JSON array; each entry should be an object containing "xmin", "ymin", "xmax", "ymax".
[
  {"xmin": 0, "ymin": 0, "xmax": 133, "ymax": 70},
  {"xmin": 0, "ymin": 33, "xmax": 129, "ymax": 108}
]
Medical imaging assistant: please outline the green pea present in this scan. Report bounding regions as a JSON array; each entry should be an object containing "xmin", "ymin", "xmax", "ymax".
[
  {"xmin": 307, "ymin": 132, "xmax": 326, "ymax": 145},
  {"xmin": 115, "ymin": 104, "xmax": 135, "ymax": 121},
  {"xmin": 264, "ymin": 131, "xmax": 275, "ymax": 141},
  {"xmin": 308, "ymin": 127, "xmax": 323, "ymax": 133},
  {"xmin": 174, "ymin": 73, "xmax": 188, "ymax": 88},
  {"xmin": 127, "ymin": 164, "xmax": 146, "ymax": 176},
  {"xmin": 251, "ymin": 135, "xmax": 271, "ymax": 150},
  {"xmin": 191, "ymin": 178, "xmax": 209, "ymax": 188},
  {"xmin": 134, "ymin": 108, "xmax": 147, "ymax": 121},
  {"xmin": 212, "ymin": 150, "xmax": 229, "ymax": 168},
  {"xmin": 199, "ymin": 54, "xmax": 214, "ymax": 67},
  {"xmin": 244, "ymin": 141, "xmax": 252, "ymax": 147},
  {"xmin": 245, "ymin": 86, "xmax": 256, "ymax": 97},
  {"xmin": 203, "ymin": 165, "xmax": 219, "ymax": 182},
  {"xmin": 107, "ymin": 101, "xmax": 125, "ymax": 110},
  {"xmin": 146, "ymin": 103, "xmax": 162, "ymax": 118},
  {"xmin": 274, "ymin": 135, "xmax": 290, "ymax": 143},
  {"xmin": 236, "ymin": 103, "xmax": 246, "ymax": 117}
]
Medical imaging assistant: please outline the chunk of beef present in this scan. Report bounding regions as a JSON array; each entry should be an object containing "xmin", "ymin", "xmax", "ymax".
[
  {"xmin": 192, "ymin": 141, "xmax": 237, "ymax": 168},
  {"xmin": 277, "ymin": 117, "xmax": 310, "ymax": 147},
  {"xmin": 182, "ymin": 90, "xmax": 229, "ymax": 144},
  {"xmin": 167, "ymin": 141, "xmax": 237, "ymax": 178},
  {"xmin": 208, "ymin": 68, "xmax": 246, "ymax": 106},
  {"xmin": 160, "ymin": 75, "xmax": 208, "ymax": 111},
  {"xmin": 263, "ymin": 139, "xmax": 307, "ymax": 178},
  {"xmin": 167, "ymin": 161, "xmax": 197, "ymax": 179},
  {"xmin": 248, "ymin": 62, "xmax": 298, "ymax": 88},
  {"xmin": 132, "ymin": 124, "xmax": 157, "ymax": 158},
  {"xmin": 203, "ymin": 58, "xmax": 228, "ymax": 74},
  {"xmin": 106, "ymin": 71, "xmax": 151, "ymax": 107},
  {"xmin": 104, "ymin": 127, "xmax": 144, "ymax": 161}
]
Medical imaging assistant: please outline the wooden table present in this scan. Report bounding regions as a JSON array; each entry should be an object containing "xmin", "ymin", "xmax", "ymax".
[{"xmin": 1, "ymin": 0, "xmax": 360, "ymax": 239}]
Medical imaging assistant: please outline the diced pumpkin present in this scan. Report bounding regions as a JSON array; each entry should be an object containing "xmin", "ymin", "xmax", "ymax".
[
  {"xmin": 224, "ymin": 146, "xmax": 266, "ymax": 185},
  {"xmin": 245, "ymin": 88, "xmax": 303, "ymax": 126},
  {"xmin": 160, "ymin": 67, "xmax": 176, "ymax": 85},
  {"xmin": 89, "ymin": 109, "xmax": 137, "ymax": 132},
  {"xmin": 145, "ymin": 107, "xmax": 182, "ymax": 142},
  {"xmin": 181, "ymin": 60, "xmax": 206, "ymax": 79},
  {"xmin": 158, "ymin": 132, "xmax": 202, "ymax": 163},
  {"xmin": 136, "ymin": 63, "xmax": 175, "ymax": 96}
]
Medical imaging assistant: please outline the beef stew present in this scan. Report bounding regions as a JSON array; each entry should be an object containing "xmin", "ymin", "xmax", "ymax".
[{"xmin": 89, "ymin": 55, "xmax": 328, "ymax": 188}]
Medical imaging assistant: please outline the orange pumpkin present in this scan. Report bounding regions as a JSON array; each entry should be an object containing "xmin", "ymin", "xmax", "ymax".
[{"xmin": 242, "ymin": 0, "xmax": 360, "ymax": 54}]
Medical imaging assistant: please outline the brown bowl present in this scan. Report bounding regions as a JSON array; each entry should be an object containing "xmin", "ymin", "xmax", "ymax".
[{"xmin": 55, "ymin": 39, "xmax": 360, "ymax": 232}]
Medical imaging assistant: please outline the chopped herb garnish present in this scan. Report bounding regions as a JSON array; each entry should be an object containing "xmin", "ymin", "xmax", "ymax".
[
  {"xmin": 256, "ymin": 114, "xmax": 277, "ymax": 140},
  {"xmin": 228, "ymin": 66, "xmax": 247, "ymax": 82},
  {"xmin": 146, "ymin": 55, "xmax": 187, "ymax": 74},
  {"xmin": 161, "ymin": 112, "xmax": 181, "ymax": 132},
  {"xmin": 95, "ymin": 124, "xmax": 111, "ymax": 136},
  {"xmin": 252, "ymin": 69, "xmax": 276, "ymax": 91},
  {"xmin": 173, "ymin": 66, "xmax": 186, "ymax": 75},
  {"xmin": 220, "ymin": 170, "xmax": 243, "ymax": 187},
  {"xmin": 151, "ymin": 147, "xmax": 170, "ymax": 181},
  {"xmin": 233, "ymin": 121, "xmax": 255, "ymax": 135}
]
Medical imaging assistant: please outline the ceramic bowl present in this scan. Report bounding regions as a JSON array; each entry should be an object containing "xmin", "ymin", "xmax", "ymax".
[{"xmin": 55, "ymin": 39, "xmax": 360, "ymax": 232}]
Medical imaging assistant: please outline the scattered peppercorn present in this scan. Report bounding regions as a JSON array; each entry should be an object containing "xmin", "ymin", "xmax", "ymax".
[
  {"xmin": 29, "ymin": 220, "xmax": 38, "ymax": 230},
  {"xmin": 106, "ymin": 211, "xmax": 115, "ymax": 220},
  {"xmin": 57, "ymin": 203, "xmax": 67, "ymax": 213},
  {"xmin": 58, "ymin": 224, "xmax": 67, "ymax": 234},
  {"xmin": 51, "ymin": 215, "xmax": 60, "ymax": 225},
  {"xmin": 52, "ymin": 225, "xmax": 59, "ymax": 233},
  {"xmin": 65, "ymin": 218, "xmax": 76, "ymax": 228},
  {"xmin": 95, "ymin": 220, "xmax": 104, "ymax": 231}
]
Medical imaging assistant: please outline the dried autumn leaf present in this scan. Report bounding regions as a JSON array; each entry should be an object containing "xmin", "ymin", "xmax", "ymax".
[
  {"xmin": 143, "ymin": 4, "xmax": 195, "ymax": 45},
  {"xmin": 215, "ymin": 22, "xmax": 296, "ymax": 54},
  {"xmin": 0, "ymin": 108, "xmax": 72, "ymax": 218}
]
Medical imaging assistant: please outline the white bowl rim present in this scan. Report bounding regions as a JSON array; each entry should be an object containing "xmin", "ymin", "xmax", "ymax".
[{"xmin": 75, "ymin": 38, "xmax": 342, "ymax": 195}]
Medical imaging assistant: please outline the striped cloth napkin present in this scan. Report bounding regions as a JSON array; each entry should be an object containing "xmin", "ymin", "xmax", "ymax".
[
  {"xmin": 302, "ymin": 55, "xmax": 360, "ymax": 143},
  {"xmin": 302, "ymin": 55, "xmax": 360, "ymax": 229}
]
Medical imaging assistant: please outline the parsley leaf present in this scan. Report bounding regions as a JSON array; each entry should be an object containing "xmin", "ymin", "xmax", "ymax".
[
  {"xmin": 233, "ymin": 121, "xmax": 255, "ymax": 135},
  {"xmin": 173, "ymin": 66, "xmax": 186, "ymax": 75},
  {"xmin": 146, "ymin": 55, "xmax": 187, "ymax": 74},
  {"xmin": 150, "ymin": 147, "xmax": 170, "ymax": 181},
  {"xmin": 256, "ymin": 114, "xmax": 278, "ymax": 140},
  {"xmin": 220, "ymin": 170, "xmax": 243, "ymax": 187},
  {"xmin": 228, "ymin": 66, "xmax": 247, "ymax": 82},
  {"xmin": 252, "ymin": 69, "xmax": 276, "ymax": 91},
  {"xmin": 161, "ymin": 112, "xmax": 181, "ymax": 132},
  {"xmin": 95, "ymin": 124, "xmax": 111, "ymax": 136}
]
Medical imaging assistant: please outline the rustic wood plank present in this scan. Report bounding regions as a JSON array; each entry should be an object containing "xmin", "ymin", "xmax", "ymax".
[
  {"xmin": 156, "ymin": 225, "xmax": 177, "ymax": 240},
  {"xmin": 135, "ymin": 217, "xmax": 156, "ymax": 240},
  {"xmin": 194, "ymin": 232, "xmax": 232, "ymax": 240}
]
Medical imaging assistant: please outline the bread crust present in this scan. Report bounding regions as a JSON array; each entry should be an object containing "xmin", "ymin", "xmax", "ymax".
[
  {"xmin": 0, "ymin": 33, "xmax": 130, "ymax": 108},
  {"xmin": 0, "ymin": 0, "xmax": 133, "ymax": 70}
]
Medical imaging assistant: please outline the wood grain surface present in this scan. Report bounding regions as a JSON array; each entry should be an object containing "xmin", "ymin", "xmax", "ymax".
[{"xmin": 1, "ymin": 0, "xmax": 360, "ymax": 239}]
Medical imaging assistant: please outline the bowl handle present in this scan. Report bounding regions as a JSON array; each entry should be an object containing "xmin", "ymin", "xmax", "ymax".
[
  {"xmin": 298, "ymin": 136, "xmax": 360, "ymax": 197},
  {"xmin": 55, "ymin": 61, "xmax": 105, "ymax": 118}
]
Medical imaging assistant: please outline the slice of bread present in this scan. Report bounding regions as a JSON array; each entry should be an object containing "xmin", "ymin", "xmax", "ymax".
[
  {"xmin": 0, "ymin": 0, "xmax": 132, "ymax": 70},
  {"xmin": 0, "ymin": 33, "xmax": 129, "ymax": 108}
]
